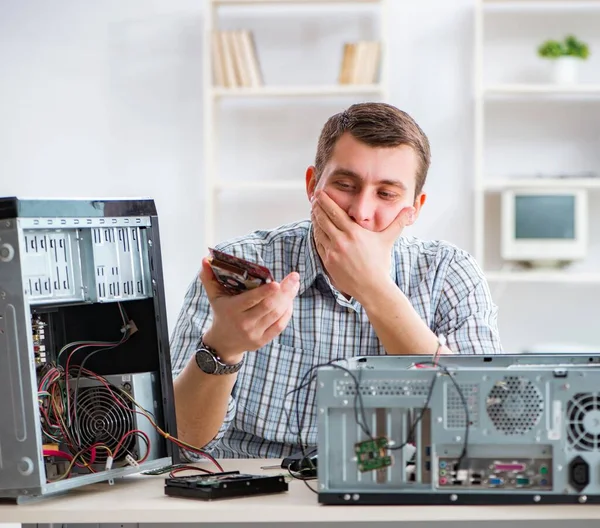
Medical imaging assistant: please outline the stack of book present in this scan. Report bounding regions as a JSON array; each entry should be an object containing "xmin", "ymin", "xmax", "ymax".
[
  {"xmin": 212, "ymin": 30, "xmax": 263, "ymax": 88},
  {"xmin": 338, "ymin": 41, "xmax": 381, "ymax": 85}
]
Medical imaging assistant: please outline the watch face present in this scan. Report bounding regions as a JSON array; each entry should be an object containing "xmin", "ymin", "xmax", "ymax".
[{"xmin": 196, "ymin": 349, "xmax": 218, "ymax": 374}]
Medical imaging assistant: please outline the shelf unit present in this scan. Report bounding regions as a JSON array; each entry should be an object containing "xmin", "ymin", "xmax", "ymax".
[
  {"xmin": 203, "ymin": 0, "xmax": 389, "ymax": 247},
  {"xmin": 474, "ymin": 0, "xmax": 600, "ymax": 281},
  {"xmin": 486, "ymin": 270, "xmax": 600, "ymax": 283},
  {"xmin": 482, "ymin": 0, "xmax": 600, "ymax": 12}
]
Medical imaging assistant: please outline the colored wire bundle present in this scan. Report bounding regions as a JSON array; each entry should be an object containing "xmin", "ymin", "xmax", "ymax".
[{"xmin": 38, "ymin": 302, "xmax": 223, "ymax": 482}]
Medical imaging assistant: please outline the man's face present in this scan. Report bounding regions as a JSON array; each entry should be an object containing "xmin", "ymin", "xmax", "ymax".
[{"xmin": 306, "ymin": 133, "xmax": 426, "ymax": 232}]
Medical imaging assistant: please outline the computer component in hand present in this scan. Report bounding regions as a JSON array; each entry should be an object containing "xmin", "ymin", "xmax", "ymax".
[
  {"xmin": 164, "ymin": 471, "xmax": 289, "ymax": 501},
  {"xmin": 208, "ymin": 247, "xmax": 273, "ymax": 294}
]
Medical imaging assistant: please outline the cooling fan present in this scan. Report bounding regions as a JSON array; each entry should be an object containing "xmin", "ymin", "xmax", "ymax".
[
  {"xmin": 486, "ymin": 376, "xmax": 544, "ymax": 435},
  {"xmin": 71, "ymin": 382, "xmax": 136, "ymax": 464},
  {"xmin": 567, "ymin": 393, "xmax": 600, "ymax": 451}
]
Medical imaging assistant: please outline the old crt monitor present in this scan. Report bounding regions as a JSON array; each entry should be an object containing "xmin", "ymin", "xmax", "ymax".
[
  {"xmin": 0, "ymin": 197, "xmax": 179, "ymax": 503},
  {"xmin": 501, "ymin": 187, "xmax": 588, "ymax": 266}
]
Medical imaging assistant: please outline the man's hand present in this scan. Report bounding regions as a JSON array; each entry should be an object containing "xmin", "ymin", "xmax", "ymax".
[
  {"xmin": 311, "ymin": 190, "xmax": 414, "ymax": 302},
  {"xmin": 199, "ymin": 258, "xmax": 299, "ymax": 364}
]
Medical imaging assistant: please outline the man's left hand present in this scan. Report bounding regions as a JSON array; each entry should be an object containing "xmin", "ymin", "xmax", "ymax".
[{"xmin": 311, "ymin": 190, "xmax": 415, "ymax": 302}]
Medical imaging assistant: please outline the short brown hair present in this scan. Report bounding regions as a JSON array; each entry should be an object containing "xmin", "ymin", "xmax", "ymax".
[{"xmin": 314, "ymin": 102, "xmax": 431, "ymax": 197}]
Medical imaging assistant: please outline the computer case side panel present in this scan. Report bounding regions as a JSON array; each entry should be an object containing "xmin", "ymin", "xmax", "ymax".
[
  {"xmin": 0, "ymin": 221, "xmax": 46, "ymax": 496},
  {"xmin": 146, "ymin": 215, "xmax": 180, "ymax": 463}
]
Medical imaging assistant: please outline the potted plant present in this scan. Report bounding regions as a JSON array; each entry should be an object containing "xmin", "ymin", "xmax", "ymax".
[{"xmin": 538, "ymin": 35, "xmax": 590, "ymax": 84}]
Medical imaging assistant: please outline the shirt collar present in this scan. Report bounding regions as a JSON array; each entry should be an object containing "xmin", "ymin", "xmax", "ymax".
[{"xmin": 298, "ymin": 222, "xmax": 326, "ymax": 295}]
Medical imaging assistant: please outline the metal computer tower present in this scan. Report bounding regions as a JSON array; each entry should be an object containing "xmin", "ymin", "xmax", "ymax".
[
  {"xmin": 0, "ymin": 197, "xmax": 178, "ymax": 502},
  {"xmin": 317, "ymin": 357, "xmax": 600, "ymax": 505}
]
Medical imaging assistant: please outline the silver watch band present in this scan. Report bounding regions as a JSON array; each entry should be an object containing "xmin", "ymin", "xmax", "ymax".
[{"xmin": 197, "ymin": 338, "xmax": 245, "ymax": 375}]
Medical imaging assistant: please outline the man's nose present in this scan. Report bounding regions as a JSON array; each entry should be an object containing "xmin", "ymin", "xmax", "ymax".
[{"xmin": 347, "ymin": 193, "xmax": 375, "ymax": 225}]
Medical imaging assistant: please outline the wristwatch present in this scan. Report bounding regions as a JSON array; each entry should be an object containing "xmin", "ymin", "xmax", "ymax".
[{"xmin": 194, "ymin": 338, "xmax": 245, "ymax": 375}]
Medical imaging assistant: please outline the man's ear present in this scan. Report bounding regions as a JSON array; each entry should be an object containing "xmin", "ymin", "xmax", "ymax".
[
  {"xmin": 407, "ymin": 192, "xmax": 426, "ymax": 225},
  {"xmin": 306, "ymin": 166, "xmax": 317, "ymax": 201}
]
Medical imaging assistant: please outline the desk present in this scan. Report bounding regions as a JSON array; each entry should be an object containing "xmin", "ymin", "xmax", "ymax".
[{"xmin": 2, "ymin": 459, "xmax": 600, "ymax": 525}]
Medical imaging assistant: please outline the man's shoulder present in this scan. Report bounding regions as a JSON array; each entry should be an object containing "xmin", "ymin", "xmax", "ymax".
[{"xmin": 214, "ymin": 220, "xmax": 310, "ymax": 266}]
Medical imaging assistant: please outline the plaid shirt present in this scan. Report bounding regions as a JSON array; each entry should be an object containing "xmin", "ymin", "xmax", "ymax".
[{"xmin": 170, "ymin": 220, "xmax": 502, "ymax": 459}]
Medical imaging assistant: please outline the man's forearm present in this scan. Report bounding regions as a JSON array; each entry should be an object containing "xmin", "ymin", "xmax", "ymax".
[
  {"xmin": 359, "ymin": 277, "xmax": 451, "ymax": 356},
  {"xmin": 173, "ymin": 359, "xmax": 237, "ymax": 449}
]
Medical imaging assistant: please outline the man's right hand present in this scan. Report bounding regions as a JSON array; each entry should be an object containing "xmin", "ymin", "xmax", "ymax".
[{"xmin": 199, "ymin": 257, "xmax": 300, "ymax": 365}]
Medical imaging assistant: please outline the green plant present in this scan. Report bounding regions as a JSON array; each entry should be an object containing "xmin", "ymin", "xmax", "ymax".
[{"xmin": 538, "ymin": 35, "xmax": 590, "ymax": 60}]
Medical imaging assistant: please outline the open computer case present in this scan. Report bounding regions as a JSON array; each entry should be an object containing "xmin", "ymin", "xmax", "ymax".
[{"xmin": 0, "ymin": 197, "xmax": 179, "ymax": 503}]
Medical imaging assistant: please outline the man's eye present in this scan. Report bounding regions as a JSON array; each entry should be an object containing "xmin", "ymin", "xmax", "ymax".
[
  {"xmin": 379, "ymin": 191, "xmax": 397, "ymax": 199},
  {"xmin": 335, "ymin": 182, "xmax": 353, "ymax": 190}
]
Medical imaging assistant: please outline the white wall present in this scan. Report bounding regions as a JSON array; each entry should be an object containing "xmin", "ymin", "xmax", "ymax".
[{"xmin": 1, "ymin": 0, "xmax": 599, "ymax": 353}]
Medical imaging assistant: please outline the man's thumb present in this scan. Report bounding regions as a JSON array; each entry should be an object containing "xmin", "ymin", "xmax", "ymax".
[
  {"xmin": 280, "ymin": 271, "xmax": 300, "ymax": 295},
  {"xmin": 199, "ymin": 257, "xmax": 224, "ymax": 298}
]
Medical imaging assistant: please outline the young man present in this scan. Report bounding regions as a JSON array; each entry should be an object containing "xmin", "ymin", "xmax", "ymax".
[{"xmin": 170, "ymin": 102, "xmax": 502, "ymax": 459}]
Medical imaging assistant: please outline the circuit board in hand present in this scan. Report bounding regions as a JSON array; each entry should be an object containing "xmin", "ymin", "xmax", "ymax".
[
  {"xmin": 164, "ymin": 470, "xmax": 288, "ymax": 501},
  {"xmin": 208, "ymin": 248, "xmax": 273, "ymax": 294}
]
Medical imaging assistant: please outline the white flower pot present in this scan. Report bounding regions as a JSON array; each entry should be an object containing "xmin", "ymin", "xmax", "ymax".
[{"xmin": 551, "ymin": 57, "xmax": 580, "ymax": 84}]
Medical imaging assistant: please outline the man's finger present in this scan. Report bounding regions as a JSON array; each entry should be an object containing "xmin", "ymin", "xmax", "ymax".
[
  {"xmin": 262, "ymin": 303, "xmax": 294, "ymax": 343},
  {"xmin": 311, "ymin": 202, "xmax": 338, "ymax": 239},
  {"xmin": 312, "ymin": 222, "xmax": 330, "ymax": 253},
  {"xmin": 383, "ymin": 205, "xmax": 415, "ymax": 241},
  {"xmin": 236, "ymin": 280, "xmax": 280, "ymax": 311},
  {"xmin": 244, "ymin": 272, "xmax": 299, "ymax": 321},
  {"xmin": 314, "ymin": 190, "xmax": 351, "ymax": 232}
]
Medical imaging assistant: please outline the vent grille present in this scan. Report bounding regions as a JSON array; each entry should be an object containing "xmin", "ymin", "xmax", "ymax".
[
  {"xmin": 75, "ymin": 384, "xmax": 136, "ymax": 463},
  {"xmin": 486, "ymin": 376, "xmax": 543, "ymax": 435},
  {"xmin": 335, "ymin": 379, "xmax": 431, "ymax": 398},
  {"xmin": 445, "ymin": 383, "xmax": 480, "ymax": 429},
  {"xmin": 567, "ymin": 393, "xmax": 600, "ymax": 451}
]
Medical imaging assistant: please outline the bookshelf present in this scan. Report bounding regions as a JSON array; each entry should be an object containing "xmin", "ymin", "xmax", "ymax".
[
  {"xmin": 474, "ymin": 0, "xmax": 600, "ymax": 282},
  {"xmin": 203, "ymin": 0, "xmax": 389, "ymax": 247}
]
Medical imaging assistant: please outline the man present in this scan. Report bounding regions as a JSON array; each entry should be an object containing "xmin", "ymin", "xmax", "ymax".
[{"xmin": 170, "ymin": 102, "xmax": 502, "ymax": 459}]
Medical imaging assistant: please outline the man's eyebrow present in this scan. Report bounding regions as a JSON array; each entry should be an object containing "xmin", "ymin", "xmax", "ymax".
[{"xmin": 330, "ymin": 168, "xmax": 407, "ymax": 191}]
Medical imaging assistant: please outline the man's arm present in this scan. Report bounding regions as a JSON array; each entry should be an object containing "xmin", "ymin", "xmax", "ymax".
[
  {"xmin": 359, "ymin": 250, "xmax": 502, "ymax": 356},
  {"xmin": 173, "ymin": 358, "xmax": 239, "ymax": 449},
  {"xmin": 359, "ymin": 276, "xmax": 448, "ymax": 356},
  {"xmin": 170, "ymin": 275, "xmax": 239, "ymax": 452},
  {"xmin": 170, "ymin": 255, "xmax": 300, "ymax": 452}
]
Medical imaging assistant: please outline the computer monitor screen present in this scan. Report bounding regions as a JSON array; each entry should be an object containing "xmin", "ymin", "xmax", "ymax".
[
  {"xmin": 501, "ymin": 188, "xmax": 587, "ymax": 264},
  {"xmin": 515, "ymin": 195, "xmax": 575, "ymax": 240}
]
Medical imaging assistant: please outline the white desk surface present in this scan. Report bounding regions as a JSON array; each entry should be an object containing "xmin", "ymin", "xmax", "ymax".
[{"xmin": 2, "ymin": 459, "xmax": 600, "ymax": 524}]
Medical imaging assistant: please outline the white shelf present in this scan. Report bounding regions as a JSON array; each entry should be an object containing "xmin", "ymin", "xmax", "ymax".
[
  {"xmin": 216, "ymin": 180, "xmax": 306, "ymax": 191},
  {"xmin": 204, "ymin": 0, "xmax": 390, "ymax": 246},
  {"xmin": 213, "ymin": 0, "xmax": 382, "ymax": 5},
  {"xmin": 485, "ymin": 271, "xmax": 600, "ymax": 283},
  {"xmin": 484, "ymin": 84, "xmax": 600, "ymax": 98},
  {"xmin": 212, "ymin": 84, "xmax": 385, "ymax": 98},
  {"xmin": 484, "ymin": 178, "xmax": 600, "ymax": 190},
  {"xmin": 483, "ymin": 0, "xmax": 600, "ymax": 12}
]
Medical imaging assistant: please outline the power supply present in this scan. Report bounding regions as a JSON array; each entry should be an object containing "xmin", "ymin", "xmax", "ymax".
[{"xmin": 0, "ymin": 197, "xmax": 179, "ymax": 503}]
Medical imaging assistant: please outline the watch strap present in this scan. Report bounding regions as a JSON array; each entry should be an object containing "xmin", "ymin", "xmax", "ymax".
[{"xmin": 197, "ymin": 338, "xmax": 245, "ymax": 375}]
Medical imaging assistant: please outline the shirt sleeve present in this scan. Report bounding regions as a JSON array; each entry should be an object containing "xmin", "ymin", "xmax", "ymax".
[
  {"xmin": 169, "ymin": 272, "xmax": 237, "ymax": 455},
  {"xmin": 433, "ymin": 249, "xmax": 503, "ymax": 355}
]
